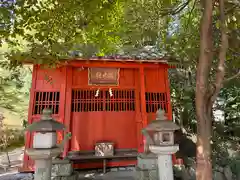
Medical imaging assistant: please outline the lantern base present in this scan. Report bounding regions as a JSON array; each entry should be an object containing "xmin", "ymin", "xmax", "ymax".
[
  {"xmin": 26, "ymin": 147, "xmax": 62, "ymax": 160},
  {"xmin": 137, "ymin": 153, "xmax": 157, "ymax": 170},
  {"xmin": 149, "ymin": 145, "xmax": 179, "ymax": 155}
]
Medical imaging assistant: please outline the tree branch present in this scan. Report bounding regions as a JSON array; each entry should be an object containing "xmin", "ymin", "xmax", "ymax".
[
  {"xmin": 161, "ymin": 0, "xmax": 192, "ymax": 16},
  {"xmin": 186, "ymin": 0, "xmax": 197, "ymax": 29},
  {"xmin": 224, "ymin": 70, "xmax": 240, "ymax": 82},
  {"xmin": 211, "ymin": 0, "xmax": 229, "ymax": 103},
  {"xmin": 28, "ymin": 67, "xmax": 33, "ymax": 74}
]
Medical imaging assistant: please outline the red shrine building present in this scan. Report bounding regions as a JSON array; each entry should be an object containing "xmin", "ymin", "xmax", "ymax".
[{"xmin": 23, "ymin": 57, "xmax": 174, "ymax": 171}]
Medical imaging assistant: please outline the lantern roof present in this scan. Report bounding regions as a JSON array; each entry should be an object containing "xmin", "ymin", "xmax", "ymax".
[
  {"xmin": 25, "ymin": 109, "xmax": 65, "ymax": 132},
  {"xmin": 145, "ymin": 109, "xmax": 180, "ymax": 131}
]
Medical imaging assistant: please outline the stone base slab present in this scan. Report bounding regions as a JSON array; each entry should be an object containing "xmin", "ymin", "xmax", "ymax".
[
  {"xmin": 52, "ymin": 159, "xmax": 70, "ymax": 164},
  {"xmin": 137, "ymin": 153, "xmax": 157, "ymax": 170},
  {"xmin": 135, "ymin": 167, "xmax": 158, "ymax": 180},
  {"xmin": 51, "ymin": 162, "xmax": 73, "ymax": 177},
  {"xmin": 51, "ymin": 172, "xmax": 78, "ymax": 180}
]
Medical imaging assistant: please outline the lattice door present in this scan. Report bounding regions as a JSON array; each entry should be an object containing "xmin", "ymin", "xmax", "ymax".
[{"xmin": 71, "ymin": 88, "xmax": 138, "ymax": 151}]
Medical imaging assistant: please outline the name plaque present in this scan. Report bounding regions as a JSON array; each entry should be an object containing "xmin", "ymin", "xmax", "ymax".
[{"xmin": 88, "ymin": 68, "xmax": 119, "ymax": 85}]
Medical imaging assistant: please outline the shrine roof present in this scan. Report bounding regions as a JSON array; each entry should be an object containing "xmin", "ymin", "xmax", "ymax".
[
  {"xmin": 66, "ymin": 46, "xmax": 179, "ymax": 65},
  {"xmin": 69, "ymin": 56, "xmax": 171, "ymax": 63},
  {"xmin": 23, "ymin": 46, "xmax": 180, "ymax": 66}
]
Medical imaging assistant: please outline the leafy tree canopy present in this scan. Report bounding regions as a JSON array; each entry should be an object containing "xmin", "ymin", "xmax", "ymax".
[
  {"xmin": 0, "ymin": 0, "xmax": 197, "ymax": 64},
  {"xmin": 0, "ymin": 0, "xmax": 238, "ymax": 75}
]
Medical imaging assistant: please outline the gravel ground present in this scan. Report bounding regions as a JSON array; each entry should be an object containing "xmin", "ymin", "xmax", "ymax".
[
  {"xmin": 0, "ymin": 147, "xmax": 24, "ymax": 179},
  {"xmin": 0, "ymin": 173, "xmax": 33, "ymax": 180}
]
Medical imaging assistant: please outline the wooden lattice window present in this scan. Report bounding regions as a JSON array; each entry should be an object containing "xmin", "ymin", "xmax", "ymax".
[
  {"xmin": 33, "ymin": 91, "xmax": 60, "ymax": 115},
  {"xmin": 72, "ymin": 89, "xmax": 104, "ymax": 112},
  {"xmin": 105, "ymin": 90, "xmax": 135, "ymax": 111},
  {"xmin": 72, "ymin": 89, "xmax": 135, "ymax": 112},
  {"xmin": 145, "ymin": 92, "xmax": 168, "ymax": 113}
]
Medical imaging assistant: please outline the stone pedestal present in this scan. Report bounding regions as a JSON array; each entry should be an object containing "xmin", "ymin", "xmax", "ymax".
[
  {"xmin": 136, "ymin": 153, "xmax": 158, "ymax": 180},
  {"xmin": 150, "ymin": 145, "xmax": 179, "ymax": 180},
  {"xmin": 26, "ymin": 148, "xmax": 62, "ymax": 180}
]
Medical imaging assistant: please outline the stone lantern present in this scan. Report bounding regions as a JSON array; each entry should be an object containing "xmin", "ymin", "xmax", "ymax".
[
  {"xmin": 140, "ymin": 109, "xmax": 180, "ymax": 180},
  {"xmin": 25, "ymin": 108, "xmax": 65, "ymax": 180}
]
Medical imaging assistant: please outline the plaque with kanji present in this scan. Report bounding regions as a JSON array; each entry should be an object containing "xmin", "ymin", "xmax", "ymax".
[{"xmin": 88, "ymin": 68, "xmax": 119, "ymax": 85}]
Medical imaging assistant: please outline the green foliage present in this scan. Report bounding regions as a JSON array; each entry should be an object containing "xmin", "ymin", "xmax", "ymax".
[
  {"xmin": 0, "ymin": 115, "xmax": 24, "ymax": 151},
  {"xmin": 0, "ymin": 43, "xmax": 32, "ymax": 122},
  {"xmin": 213, "ymin": 84, "xmax": 240, "ymax": 145},
  {"xmin": 1, "ymin": 0, "xmax": 195, "ymax": 64},
  {"xmin": 0, "ymin": 64, "xmax": 31, "ymax": 112},
  {"xmin": 0, "ymin": 125, "xmax": 24, "ymax": 151},
  {"xmin": 169, "ymin": 68, "xmax": 197, "ymax": 133}
]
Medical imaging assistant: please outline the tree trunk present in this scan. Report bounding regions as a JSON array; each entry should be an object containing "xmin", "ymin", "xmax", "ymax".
[
  {"xmin": 196, "ymin": 0, "xmax": 228, "ymax": 179},
  {"xmin": 195, "ymin": 0, "xmax": 214, "ymax": 180}
]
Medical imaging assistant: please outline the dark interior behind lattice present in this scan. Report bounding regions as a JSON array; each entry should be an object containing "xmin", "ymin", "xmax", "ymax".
[{"xmin": 33, "ymin": 91, "xmax": 60, "ymax": 115}]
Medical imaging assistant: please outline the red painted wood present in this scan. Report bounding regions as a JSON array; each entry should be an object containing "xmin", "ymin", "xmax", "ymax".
[
  {"xmin": 57, "ymin": 67, "xmax": 67, "ymax": 147},
  {"xmin": 144, "ymin": 67, "xmax": 170, "ymax": 124},
  {"xmin": 63, "ymin": 67, "xmax": 73, "ymax": 157},
  {"xmin": 24, "ymin": 61, "xmax": 174, "ymax": 171},
  {"xmin": 139, "ymin": 67, "xmax": 147, "ymax": 153},
  {"xmin": 35, "ymin": 66, "xmax": 64, "ymax": 90},
  {"xmin": 134, "ymin": 70, "xmax": 142, "ymax": 153},
  {"xmin": 71, "ymin": 111, "xmax": 137, "ymax": 151},
  {"xmin": 145, "ymin": 67, "xmax": 166, "ymax": 92}
]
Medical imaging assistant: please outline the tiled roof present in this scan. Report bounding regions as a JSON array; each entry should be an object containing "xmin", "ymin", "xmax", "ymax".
[{"xmin": 68, "ymin": 46, "xmax": 179, "ymax": 64}]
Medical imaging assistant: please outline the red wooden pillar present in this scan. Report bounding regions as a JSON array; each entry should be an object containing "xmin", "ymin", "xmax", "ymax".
[
  {"xmin": 63, "ymin": 66, "xmax": 73, "ymax": 157},
  {"xmin": 139, "ymin": 66, "xmax": 147, "ymax": 153},
  {"xmin": 58, "ymin": 67, "xmax": 67, "ymax": 145},
  {"xmin": 22, "ymin": 65, "xmax": 37, "ymax": 171},
  {"xmin": 164, "ymin": 67, "xmax": 173, "ymax": 120},
  {"xmin": 135, "ymin": 69, "xmax": 142, "ymax": 152}
]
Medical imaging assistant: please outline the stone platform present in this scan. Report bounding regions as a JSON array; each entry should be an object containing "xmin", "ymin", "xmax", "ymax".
[
  {"xmin": 0, "ymin": 171, "xmax": 136, "ymax": 180},
  {"xmin": 78, "ymin": 171, "xmax": 135, "ymax": 180}
]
